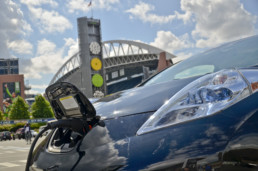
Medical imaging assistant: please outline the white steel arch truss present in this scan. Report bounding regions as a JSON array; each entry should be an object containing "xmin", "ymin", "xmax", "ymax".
[
  {"xmin": 50, "ymin": 53, "xmax": 80, "ymax": 84},
  {"xmin": 102, "ymin": 40, "xmax": 175, "ymax": 59}
]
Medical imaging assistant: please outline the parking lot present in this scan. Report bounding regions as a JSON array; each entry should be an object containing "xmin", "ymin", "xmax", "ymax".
[{"xmin": 0, "ymin": 137, "xmax": 44, "ymax": 171}]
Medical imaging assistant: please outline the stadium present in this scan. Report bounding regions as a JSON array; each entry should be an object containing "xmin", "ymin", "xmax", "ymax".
[
  {"xmin": 50, "ymin": 40, "xmax": 176, "ymax": 95},
  {"xmin": 49, "ymin": 17, "xmax": 176, "ymax": 97}
]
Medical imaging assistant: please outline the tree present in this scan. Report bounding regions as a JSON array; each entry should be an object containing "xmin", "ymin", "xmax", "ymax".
[
  {"xmin": 9, "ymin": 96, "xmax": 30, "ymax": 120},
  {"xmin": 31, "ymin": 95, "xmax": 54, "ymax": 118}
]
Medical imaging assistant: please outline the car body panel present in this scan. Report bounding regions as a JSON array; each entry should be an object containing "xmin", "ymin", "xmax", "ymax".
[
  {"xmin": 94, "ymin": 76, "xmax": 198, "ymax": 119},
  {"xmin": 31, "ymin": 92, "xmax": 258, "ymax": 170}
]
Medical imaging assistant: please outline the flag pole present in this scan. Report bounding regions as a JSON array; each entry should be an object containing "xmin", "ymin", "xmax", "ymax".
[
  {"xmin": 88, "ymin": 1, "xmax": 93, "ymax": 18},
  {"xmin": 91, "ymin": 6, "xmax": 93, "ymax": 18}
]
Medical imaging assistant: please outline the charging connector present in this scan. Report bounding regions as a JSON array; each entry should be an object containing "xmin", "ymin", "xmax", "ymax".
[{"xmin": 47, "ymin": 119, "xmax": 90, "ymax": 135}]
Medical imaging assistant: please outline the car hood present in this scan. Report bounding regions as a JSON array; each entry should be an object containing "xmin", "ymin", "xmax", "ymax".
[{"xmin": 93, "ymin": 76, "xmax": 198, "ymax": 119}]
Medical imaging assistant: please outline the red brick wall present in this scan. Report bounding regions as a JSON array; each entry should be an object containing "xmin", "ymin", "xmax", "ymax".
[
  {"xmin": 0, "ymin": 75, "xmax": 25, "ymax": 111},
  {"xmin": 157, "ymin": 52, "xmax": 172, "ymax": 72}
]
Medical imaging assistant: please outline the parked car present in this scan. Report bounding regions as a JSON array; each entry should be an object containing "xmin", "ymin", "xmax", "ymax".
[
  {"xmin": 30, "ymin": 130, "xmax": 38, "ymax": 137},
  {"xmin": 28, "ymin": 36, "xmax": 258, "ymax": 170},
  {"xmin": 0, "ymin": 131, "xmax": 12, "ymax": 141},
  {"xmin": 16, "ymin": 128, "xmax": 25, "ymax": 139}
]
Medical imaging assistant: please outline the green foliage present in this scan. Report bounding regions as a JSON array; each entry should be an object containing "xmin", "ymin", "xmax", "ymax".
[
  {"xmin": 9, "ymin": 96, "xmax": 30, "ymax": 120},
  {"xmin": 31, "ymin": 95, "xmax": 54, "ymax": 118},
  {"xmin": 0, "ymin": 122, "xmax": 46, "ymax": 132},
  {"xmin": 13, "ymin": 122, "xmax": 25, "ymax": 128},
  {"xmin": 0, "ymin": 124, "xmax": 12, "ymax": 132},
  {"xmin": 0, "ymin": 110, "xmax": 3, "ymax": 121},
  {"xmin": 30, "ymin": 122, "xmax": 46, "ymax": 130},
  {"xmin": 9, "ymin": 122, "xmax": 25, "ymax": 132}
]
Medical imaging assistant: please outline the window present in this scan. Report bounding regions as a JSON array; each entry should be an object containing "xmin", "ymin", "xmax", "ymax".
[
  {"xmin": 174, "ymin": 65, "xmax": 214, "ymax": 80},
  {"xmin": 143, "ymin": 37, "xmax": 258, "ymax": 87},
  {"xmin": 0, "ymin": 69, "xmax": 8, "ymax": 75},
  {"xmin": 10, "ymin": 68, "xmax": 19, "ymax": 74},
  {"xmin": 0, "ymin": 62, "xmax": 7, "ymax": 67},
  {"xmin": 120, "ymin": 69, "xmax": 125, "ymax": 76},
  {"xmin": 13, "ymin": 60, "xmax": 18, "ymax": 66},
  {"xmin": 112, "ymin": 71, "xmax": 118, "ymax": 79}
]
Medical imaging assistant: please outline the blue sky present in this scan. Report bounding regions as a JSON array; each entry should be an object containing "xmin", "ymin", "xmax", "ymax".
[{"xmin": 1, "ymin": 0, "xmax": 257, "ymax": 94}]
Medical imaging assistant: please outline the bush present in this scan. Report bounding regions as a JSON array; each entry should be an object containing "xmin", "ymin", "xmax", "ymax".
[
  {"xmin": 9, "ymin": 96, "xmax": 30, "ymax": 120},
  {"xmin": 30, "ymin": 122, "xmax": 46, "ymax": 130},
  {"xmin": 0, "ymin": 124, "xmax": 12, "ymax": 132},
  {"xmin": 31, "ymin": 95, "xmax": 54, "ymax": 118},
  {"xmin": 9, "ymin": 123, "xmax": 26, "ymax": 132},
  {"xmin": 0, "ymin": 122, "xmax": 47, "ymax": 132}
]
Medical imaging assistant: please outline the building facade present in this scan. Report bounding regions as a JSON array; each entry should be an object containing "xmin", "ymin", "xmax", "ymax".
[
  {"xmin": 0, "ymin": 58, "xmax": 25, "ymax": 112},
  {"xmin": 0, "ymin": 58, "xmax": 19, "ymax": 75}
]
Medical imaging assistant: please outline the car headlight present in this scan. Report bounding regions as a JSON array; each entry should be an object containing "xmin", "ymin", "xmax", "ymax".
[{"xmin": 137, "ymin": 69, "xmax": 255, "ymax": 135}]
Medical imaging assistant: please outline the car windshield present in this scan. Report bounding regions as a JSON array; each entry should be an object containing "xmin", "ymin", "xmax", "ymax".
[{"xmin": 144, "ymin": 36, "xmax": 258, "ymax": 86}]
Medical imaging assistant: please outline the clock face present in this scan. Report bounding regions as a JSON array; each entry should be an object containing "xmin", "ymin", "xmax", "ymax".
[
  {"xmin": 89, "ymin": 42, "xmax": 101, "ymax": 54},
  {"xmin": 93, "ymin": 90, "xmax": 104, "ymax": 98}
]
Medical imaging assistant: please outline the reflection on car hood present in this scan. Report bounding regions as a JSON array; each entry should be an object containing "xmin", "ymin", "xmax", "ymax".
[{"xmin": 93, "ymin": 77, "xmax": 198, "ymax": 119}]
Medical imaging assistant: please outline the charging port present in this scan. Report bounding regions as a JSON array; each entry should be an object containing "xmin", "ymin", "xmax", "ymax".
[{"xmin": 48, "ymin": 128, "xmax": 83, "ymax": 153}]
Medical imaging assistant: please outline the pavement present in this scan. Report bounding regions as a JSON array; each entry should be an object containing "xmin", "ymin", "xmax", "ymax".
[{"xmin": 0, "ymin": 137, "xmax": 44, "ymax": 171}]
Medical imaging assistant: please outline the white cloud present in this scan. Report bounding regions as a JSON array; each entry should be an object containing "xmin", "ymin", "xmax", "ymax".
[
  {"xmin": 67, "ymin": 0, "xmax": 119, "ymax": 13},
  {"xmin": 26, "ymin": 6, "xmax": 72, "ymax": 33},
  {"xmin": 22, "ymin": 21, "xmax": 33, "ymax": 33},
  {"xmin": 174, "ymin": 10, "xmax": 192, "ymax": 24},
  {"xmin": 150, "ymin": 31, "xmax": 193, "ymax": 53},
  {"xmin": 8, "ymin": 39, "xmax": 33, "ymax": 54},
  {"xmin": 20, "ymin": 0, "xmax": 64, "ymax": 33},
  {"xmin": 37, "ymin": 38, "xmax": 56, "ymax": 55},
  {"xmin": 21, "ymin": 38, "xmax": 79, "ymax": 80},
  {"xmin": 20, "ymin": 0, "xmax": 58, "ymax": 7},
  {"xmin": 30, "ymin": 84, "xmax": 48, "ymax": 90},
  {"xmin": 178, "ymin": 0, "xmax": 256, "ymax": 48},
  {"xmin": 25, "ymin": 89, "xmax": 43, "ymax": 95},
  {"xmin": 64, "ymin": 38, "xmax": 78, "ymax": 59},
  {"xmin": 0, "ymin": 0, "xmax": 32, "ymax": 58},
  {"xmin": 31, "ymin": 39, "xmax": 64, "ymax": 74},
  {"xmin": 67, "ymin": 0, "xmax": 91, "ymax": 13},
  {"xmin": 126, "ymin": 2, "xmax": 176, "ymax": 24},
  {"xmin": 25, "ymin": 84, "xmax": 47, "ymax": 95},
  {"xmin": 21, "ymin": 39, "xmax": 66, "ymax": 79}
]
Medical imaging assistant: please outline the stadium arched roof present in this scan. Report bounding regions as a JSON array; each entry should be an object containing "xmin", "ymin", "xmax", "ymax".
[{"xmin": 49, "ymin": 40, "xmax": 176, "ymax": 85}]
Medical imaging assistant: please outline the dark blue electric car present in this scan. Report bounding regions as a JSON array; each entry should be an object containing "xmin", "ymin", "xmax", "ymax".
[{"xmin": 27, "ymin": 35, "xmax": 258, "ymax": 171}]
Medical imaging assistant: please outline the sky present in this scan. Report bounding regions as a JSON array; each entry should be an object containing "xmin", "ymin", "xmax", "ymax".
[{"xmin": 0, "ymin": 0, "xmax": 258, "ymax": 95}]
